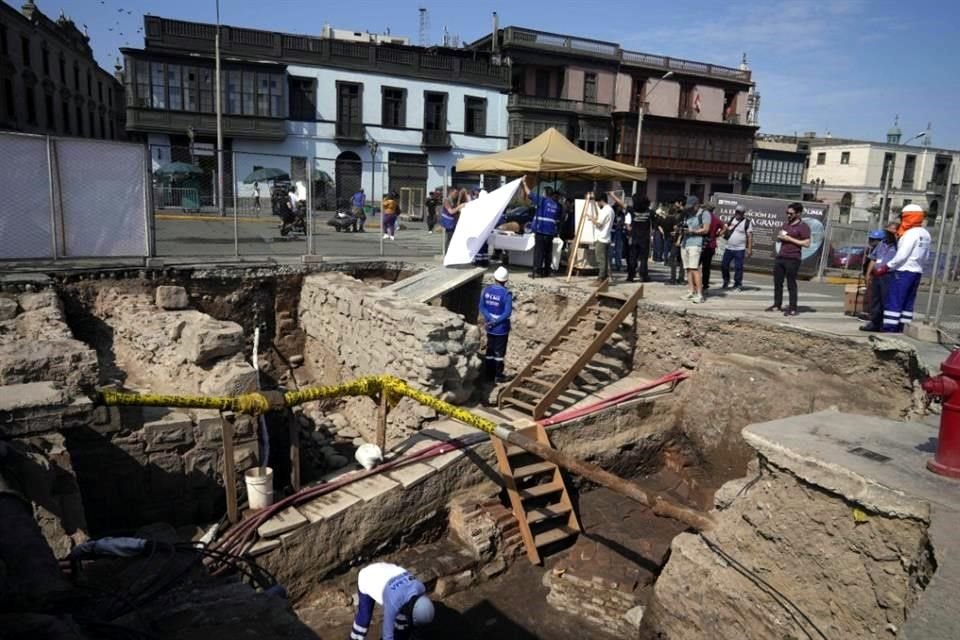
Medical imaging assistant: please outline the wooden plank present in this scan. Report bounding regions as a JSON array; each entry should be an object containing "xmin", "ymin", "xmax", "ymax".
[
  {"xmin": 221, "ymin": 416, "xmax": 238, "ymax": 525},
  {"xmin": 502, "ymin": 397, "xmax": 536, "ymax": 412},
  {"xmin": 376, "ymin": 391, "xmax": 388, "ymax": 453},
  {"xmin": 519, "ymin": 482, "xmax": 563, "ymax": 501},
  {"xmin": 512, "ymin": 461, "xmax": 556, "ymax": 479},
  {"xmin": 535, "ymin": 424, "xmax": 582, "ymax": 534},
  {"xmin": 534, "ymin": 525, "xmax": 578, "ymax": 548},
  {"xmin": 533, "ymin": 287, "xmax": 644, "ymax": 419},
  {"xmin": 526, "ymin": 504, "xmax": 573, "ymax": 524},
  {"xmin": 513, "ymin": 386, "xmax": 545, "ymax": 400}
]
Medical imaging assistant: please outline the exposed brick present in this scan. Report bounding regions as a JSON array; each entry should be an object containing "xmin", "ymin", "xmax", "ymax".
[{"xmin": 144, "ymin": 412, "xmax": 194, "ymax": 452}]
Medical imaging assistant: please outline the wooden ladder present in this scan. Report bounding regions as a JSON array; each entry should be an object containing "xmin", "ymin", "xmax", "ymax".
[
  {"xmin": 491, "ymin": 423, "xmax": 581, "ymax": 565},
  {"xmin": 498, "ymin": 281, "xmax": 643, "ymax": 419}
]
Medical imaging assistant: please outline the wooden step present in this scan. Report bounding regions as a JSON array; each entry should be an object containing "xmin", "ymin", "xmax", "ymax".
[
  {"xmin": 502, "ymin": 397, "xmax": 536, "ymax": 412},
  {"xmin": 526, "ymin": 504, "xmax": 573, "ymax": 525},
  {"xmin": 526, "ymin": 376, "xmax": 557, "ymax": 388},
  {"xmin": 513, "ymin": 386, "xmax": 545, "ymax": 400},
  {"xmin": 598, "ymin": 290, "xmax": 628, "ymax": 302},
  {"xmin": 534, "ymin": 525, "xmax": 578, "ymax": 548},
  {"xmin": 519, "ymin": 482, "xmax": 564, "ymax": 501},
  {"xmin": 511, "ymin": 461, "xmax": 556, "ymax": 479}
]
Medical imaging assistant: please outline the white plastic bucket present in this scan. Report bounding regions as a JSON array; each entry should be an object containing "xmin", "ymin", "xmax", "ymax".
[{"xmin": 244, "ymin": 467, "xmax": 274, "ymax": 510}]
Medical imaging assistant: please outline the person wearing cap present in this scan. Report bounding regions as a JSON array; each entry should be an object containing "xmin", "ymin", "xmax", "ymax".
[
  {"xmin": 680, "ymin": 195, "xmax": 710, "ymax": 303},
  {"xmin": 479, "ymin": 267, "xmax": 513, "ymax": 383},
  {"xmin": 720, "ymin": 204, "xmax": 752, "ymax": 291},
  {"xmin": 351, "ymin": 562, "xmax": 434, "ymax": 640},
  {"xmin": 860, "ymin": 224, "xmax": 899, "ymax": 332},
  {"xmin": 876, "ymin": 204, "xmax": 931, "ymax": 332}
]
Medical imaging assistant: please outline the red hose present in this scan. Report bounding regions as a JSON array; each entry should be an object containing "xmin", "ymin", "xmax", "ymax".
[{"xmin": 539, "ymin": 370, "xmax": 688, "ymax": 427}]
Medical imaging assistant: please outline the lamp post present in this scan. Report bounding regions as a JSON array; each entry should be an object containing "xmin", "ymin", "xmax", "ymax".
[
  {"xmin": 631, "ymin": 70, "xmax": 674, "ymax": 196},
  {"xmin": 367, "ymin": 135, "xmax": 382, "ymax": 256},
  {"xmin": 880, "ymin": 131, "xmax": 927, "ymax": 225},
  {"xmin": 215, "ymin": 0, "xmax": 224, "ymax": 217}
]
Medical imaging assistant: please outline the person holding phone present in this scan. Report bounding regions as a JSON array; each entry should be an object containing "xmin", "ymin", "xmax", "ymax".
[{"xmin": 767, "ymin": 202, "xmax": 811, "ymax": 316}]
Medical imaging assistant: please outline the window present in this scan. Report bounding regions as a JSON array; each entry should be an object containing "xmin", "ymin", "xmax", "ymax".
[
  {"xmin": 86, "ymin": 70, "xmax": 92, "ymax": 97},
  {"xmin": 59, "ymin": 55, "xmax": 65, "ymax": 83},
  {"xmin": 816, "ymin": 152, "xmax": 826, "ymax": 165},
  {"xmin": 678, "ymin": 83, "xmax": 695, "ymax": 115},
  {"xmin": 199, "ymin": 68, "xmax": 213, "ymax": 112},
  {"xmin": 21, "ymin": 36, "xmax": 30, "ymax": 68},
  {"xmin": 44, "ymin": 92, "xmax": 54, "ymax": 129},
  {"xmin": 880, "ymin": 152, "xmax": 895, "ymax": 185},
  {"xmin": 73, "ymin": 63, "xmax": 79, "ymax": 90},
  {"xmin": 132, "ymin": 60, "xmax": 150, "ymax": 107},
  {"xmin": 76, "ymin": 106, "xmax": 82, "ymax": 135},
  {"xmin": 88, "ymin": 110, "xmax": 94, "ymax": 138},
  {"xmin": 902, "ymin": 154, "xmax": 916, "ymax": 188},
  {"xmin": 840, "ymin": 151, "xmax": 850, "ymax": 164},
  {"xmin": 723, "ymin": 90, "xmax": 737, "ymax": 121},
  {"xmin": 583, "ymin": 72, "xmax": 598, "ymax": 103},
  {"xmin": 25, "ymin": 87, "xmax": 36, "ymax": 124},
  {"xmin": 336, "ymin": 82, "xmax": 362, "ymax": 136},
  {"xmin": 62, "ymin": 101, "xmax": 70, "ymax": 134},
  {"xmin": 534, "ymin": 69, "xmax": 550, "ymax": 98},
  {"xmin": 167, "ymin": 64, "xmax": 182, "ymax": 110},
  {"xmin": 0, "ymin": 23, "xmax": 7, "ymax": 55},
  {"xmin": 424, "ymin": 91, "xmax": 447, "ymax": 130},
  {"xmin": 42, "ymin": 46, "xmax": 50, "ymax": 76},
  {"xmin": 98, "ymin": 114, "xmax": 104, "ymax": 139},
  {"xmin": 109, "ymin": 119, "xmax": 114, "ymax": 139},
  {"xmin": 150, "ymin": 62, "xmax": 165, "ymax": 108},
  {"xmin": 98, "ymin": 80, "xmax": 103, "ymax": 103},
  {"xmin": 3, "ymin": 78, "xmax": 14, "ymax": 120},
  {"xmin": 630, "ymin": 75, "xmax": 647, "ymax": 112},
  {"xmin": 381, "ymin": 87, "xmax": 405, "ymax": 128},
  {"xmin": 464, "ymin": 96, "xmax": 486, "ymax": 135},
  {"xmin": 225, "ymin": 70, "xmax": 241, "ymax": 114},
  {"xmin": 241, "ymin": 71, "xmax": 255, "ymax": 115},
  {"xmin": 181, "ymin": 68, "xmax": 196, "ymax": 111},
  {"xmin": 289, "ymin": 77, "xmax": 316, "ymax": 121}
]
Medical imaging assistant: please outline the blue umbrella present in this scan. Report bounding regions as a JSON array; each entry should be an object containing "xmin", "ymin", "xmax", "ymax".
[
  {"xmin": 156, "ymin": 161, "xmax": 202, "ymax": 177},
  {"xmin": 243, "ymin": 167, "xmax": 289, "ymax": 184}
]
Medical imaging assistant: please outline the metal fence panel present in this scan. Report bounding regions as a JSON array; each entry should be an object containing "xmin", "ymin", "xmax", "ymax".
[
  {"xmin": 0, "ymin": 133, "xmax": 54, "ymax": 260},
  {"xmin": 56, "ymin": 139, "xmax": 148, "ymax": 257}
]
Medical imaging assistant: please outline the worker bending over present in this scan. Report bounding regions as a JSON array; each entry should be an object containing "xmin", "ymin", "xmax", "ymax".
[
  {"xmin": 479, "ymin": 266, "xmax": 513, "ymax": 383},
  {"xmin": 351, "ymin": 563, "xmax": 434, "ymax": 640}
]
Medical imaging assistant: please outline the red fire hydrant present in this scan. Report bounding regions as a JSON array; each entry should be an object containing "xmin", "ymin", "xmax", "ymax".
[{"xmin": 923, "ymin": 349, "xmax": 960, "ymax": 479}]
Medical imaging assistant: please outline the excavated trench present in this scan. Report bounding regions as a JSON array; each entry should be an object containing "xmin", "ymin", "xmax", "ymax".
[{"xmin": 1, "ymin": 264, "xmax": 936, "ymax": 639}]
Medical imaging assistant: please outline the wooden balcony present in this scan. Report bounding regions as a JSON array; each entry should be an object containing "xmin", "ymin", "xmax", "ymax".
[
  {"xmin": 335, "ymin": 121, "xmax": 366, "ymax": 144},
  {"xmin": 125, "ymin": 107, "xmax": 287, "ymax": 140},
  {"xmin": 508, "ymin": 94, "xmax": 612, "ymax": 118},
  {"xmin": 421, "ymin": 129, "xmax": 452, "ymax": 149}
]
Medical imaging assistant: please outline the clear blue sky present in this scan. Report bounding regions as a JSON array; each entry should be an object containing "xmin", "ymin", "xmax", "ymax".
[{"xmin": 37, "ymin": 0, "xmax": 960, "ymax": 148}]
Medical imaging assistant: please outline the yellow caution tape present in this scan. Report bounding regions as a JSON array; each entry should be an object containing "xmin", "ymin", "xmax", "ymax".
[
  {"xmin": 98, "ymin": 375, "xmax": 499, "ymax": 435},
  {"xmin": 852, "ymin": 507, "xmax": 870, "ymax": 523}
]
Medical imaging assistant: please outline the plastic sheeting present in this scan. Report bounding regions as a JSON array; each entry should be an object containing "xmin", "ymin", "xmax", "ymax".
[{"xmin": 443, "ymin": 178, "xmax": 523, "ymax": 266}]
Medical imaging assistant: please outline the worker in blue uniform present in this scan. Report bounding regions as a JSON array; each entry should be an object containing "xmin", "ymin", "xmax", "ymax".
[
  {"xmin": 351, "ymin": 562, "xmax": 434, "ymax": 640},
  {"xmin": 480, "ymin": 266, "xmax": 513, "ymax": 383},
  {"xmin": 522, "ymin": 176, "xmax": 560, "ymax": 278}
]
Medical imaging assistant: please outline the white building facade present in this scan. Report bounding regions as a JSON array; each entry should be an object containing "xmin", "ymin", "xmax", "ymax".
[{"xmin": 806, "ymin": 141, "xmax": 958, "ymax": 223}]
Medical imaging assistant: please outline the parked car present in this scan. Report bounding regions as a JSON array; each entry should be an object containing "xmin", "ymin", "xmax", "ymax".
[{"xmin": 830, "ymin": 245, "xmax": 867, "ymax": 269}]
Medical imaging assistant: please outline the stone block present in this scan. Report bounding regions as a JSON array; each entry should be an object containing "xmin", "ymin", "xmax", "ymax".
[
  {"xmin": 0, "ymin": 296, "xmax": 17, "ymax": 320},
  {"xmin": 0, "ymin": 381, "xmax": 68, "ymax": 435},
  {"xmin": 903, "ymin": 322, "xmax": 939, "ymax": 343},
  {"xmin": 184, "ymin": 448, "xmax": 219, "ymax": 483},
  {"xmin": 200, "ymin": 357, "xmax": 259, "ymax": 396},
  {"xmin": 179, "ymin": 317, "xmax": 244, "ymax": 365},
  {"xmin": 144, "ymin": 412, "xmax": 194, "ymax": 452},
  {"xmin": 18, "ymin": 290, "xmax": 60, "ymax": 312},
  {"xmin": 341, "ymin": 473, "xmax": 400, "ymax": 503},
  {"xmin": 248, "ymin": 538, "xmax": 281, "ymax": 556},
  {"xmin": 385, "ymin": 462, "xmax": 435, "ymax": 489},
  {"xmin": 257, "ymin": 506, "xmax": 308, "ymax": 538},
  {"xmin": 155, "ymin": 285, "xmax": 190, "ymax": 310},
  {"xmin": 232, "ymin": 443, "xmax": 259, "ymax": 471},
  {"xmin": 298, "ymin": 489, "xmax": 361, "ymax": 523}
]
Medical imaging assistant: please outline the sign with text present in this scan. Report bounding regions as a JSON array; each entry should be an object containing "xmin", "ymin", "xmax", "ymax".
[{"xmin": 711, "ymin": 193, "xmax": 828, "ymax": 277}]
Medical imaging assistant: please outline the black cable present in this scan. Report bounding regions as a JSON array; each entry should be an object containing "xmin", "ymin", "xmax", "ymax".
[{"xmin": 699, "ymin": 534, "xmax": 830, "ymax": 640}]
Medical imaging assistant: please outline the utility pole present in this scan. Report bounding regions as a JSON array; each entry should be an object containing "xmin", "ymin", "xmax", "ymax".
[
  {"xmin": 632, "ymin": 71, "xmax": 673, "ymax": 196},
  {"xmin": 215, "ymin": 0, "xmax": 224, "ymax": 217}
]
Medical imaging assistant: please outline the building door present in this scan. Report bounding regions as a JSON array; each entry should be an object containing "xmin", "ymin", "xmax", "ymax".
[
  {"xmin": 388, "ymin": 152, "xmax": 428, "ymax": 219},
  {"xmin": 335, "ymin": 151, "xmax": 362, "ymax": 207}
]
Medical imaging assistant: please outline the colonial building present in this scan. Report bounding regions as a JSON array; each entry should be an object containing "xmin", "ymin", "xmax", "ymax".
[
  {"xmin": 805, "ymin": 128, "xmax": 958, "ymax": 224},
  {"xmin": 0, "ymin": 0, "xmax": 125, "ymax": 139},
  {"xmin": 121, "ymin": 16, "xmax": 509, "ymax": 210},
  {"xmin": 467, "ymin": 26, "xmax": 759, "ymax": 203}
]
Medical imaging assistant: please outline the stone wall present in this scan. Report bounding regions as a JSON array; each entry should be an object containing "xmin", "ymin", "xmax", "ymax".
[{"xmin": 299, "ymin": 273, "xmax": 482, "ymax": 446}]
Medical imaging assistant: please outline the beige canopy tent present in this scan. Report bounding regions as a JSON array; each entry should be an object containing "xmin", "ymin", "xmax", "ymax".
[{"xmin": 455, "ymin": 127, "xmax": 647, "ymax": 181}]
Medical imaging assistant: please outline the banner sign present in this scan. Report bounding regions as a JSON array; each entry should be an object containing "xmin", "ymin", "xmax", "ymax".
[{"xmin": 711, "ymin": 193, "xmax": 828, "ymax": 277}]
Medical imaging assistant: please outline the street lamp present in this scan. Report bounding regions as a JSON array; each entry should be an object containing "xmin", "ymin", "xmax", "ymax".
[
  {"xmin": 631, "ymin": 70, "xmax": 674, "ymax": 196},
  {"xmin": 215, "ymin": 0, "xmax": 224, "ymax": 217},
  {"xmin": 879, "ymin": 130, "xmax": 927, "ymax": 225}
]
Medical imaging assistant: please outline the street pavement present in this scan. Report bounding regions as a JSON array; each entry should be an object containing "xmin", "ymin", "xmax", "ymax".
[{"xmin": 154, "ymin": 212, "xmax": 444, "ymax": 260}]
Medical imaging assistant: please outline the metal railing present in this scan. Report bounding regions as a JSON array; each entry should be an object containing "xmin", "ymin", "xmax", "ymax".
[
  {"xmin": 502, "ymin": 27, "xmax": 621, "ymax": 58},
  {"xmin": 622, "ymin": 49, "xmax": 751, "ymax": 82}
]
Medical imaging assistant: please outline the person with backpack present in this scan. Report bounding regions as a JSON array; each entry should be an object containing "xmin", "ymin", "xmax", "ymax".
[
  {"xmin": 699, "ymin": 203, "xmax": 724, "ymax": 291},
  {"xmin": 680, "ymin": 195, "xmax": 710, "ymax": 303},
  {"xmin": 612, "ymin": 192, "xmax": 651, "ymax": 282},
  {"xmin": 720, "ymin": 204, "xmax": 753, "ymax": 291}
]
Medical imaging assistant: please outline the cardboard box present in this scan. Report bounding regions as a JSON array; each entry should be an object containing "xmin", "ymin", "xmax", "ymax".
[{"xmin": 844, "ymin": 283, "xmax": 869, "ymax": 315}]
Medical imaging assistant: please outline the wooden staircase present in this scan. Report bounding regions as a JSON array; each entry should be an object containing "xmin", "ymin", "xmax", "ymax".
[
  {"xmin": 491, "ymin": 423, "xmax": 581, "ymax": 564},
  {"xmin": 498, "ymin": 281, "xmax": 643, "ymax": 419}
]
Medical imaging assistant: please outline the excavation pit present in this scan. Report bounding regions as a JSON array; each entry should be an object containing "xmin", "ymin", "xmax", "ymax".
[{"xmin": 0, "ymin": 262, "xmax": 947, "ymax": 639}]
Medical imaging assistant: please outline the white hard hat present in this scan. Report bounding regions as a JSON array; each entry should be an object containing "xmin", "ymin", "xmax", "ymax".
[
  {"xmin": 902, "ymin": 204, "xmax": 925, "ymax": 214},
  {"xmin": 412, "ymin": 594, "xmax": 435, "ymax": 626},
  {"xmin": 494, "ymin": 266, "xmax": 509, "ymax": 282}
]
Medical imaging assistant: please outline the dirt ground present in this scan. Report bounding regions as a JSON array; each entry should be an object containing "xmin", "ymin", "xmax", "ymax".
[{"xmin": 299, "ymin": 472, "xmax": 698, "ymax": 640}]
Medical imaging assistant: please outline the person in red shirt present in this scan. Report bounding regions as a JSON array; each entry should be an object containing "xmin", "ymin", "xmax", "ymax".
[
  {"xmin": 699, "ymin": 203, "xmax": 724, "ymax": 291},
  {"xmin": 766, "ymin": 202, "xmax": 811, "ymax": 316}
]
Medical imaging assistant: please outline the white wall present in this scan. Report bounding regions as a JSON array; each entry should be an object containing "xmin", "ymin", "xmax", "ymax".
[{"xmin": 230, "ymin": 65, "xmax": 509, "ymax": 201}]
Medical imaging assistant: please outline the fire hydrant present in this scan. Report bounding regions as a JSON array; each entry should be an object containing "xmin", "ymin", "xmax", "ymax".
[{"xmin": 922, "ymin": 349, "xmax": 960, "ymax": 479}]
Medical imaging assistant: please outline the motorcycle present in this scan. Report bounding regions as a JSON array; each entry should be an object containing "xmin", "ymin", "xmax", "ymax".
[{"xmin": 279, "ymin": 200, "xmax": 307, "ymax": 237}]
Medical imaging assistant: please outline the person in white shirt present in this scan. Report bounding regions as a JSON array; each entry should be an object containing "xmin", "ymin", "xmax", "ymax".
[
  {"xmin": 720, "ymin": 204, "xmax": 753, "ymax": 291},
  {"xmin": 588, "ymin": 192, "xmax": 613, "ymax": 281},
  {"xmin": 876, "ymin": 204, "xmax": 932, "ymax": 332}
]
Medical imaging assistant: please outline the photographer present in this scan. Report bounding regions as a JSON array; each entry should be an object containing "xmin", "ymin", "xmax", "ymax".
[
  {"xmin": 679, "ymin": 196, "xmax": 710, "ymax": 303},
  {"xmin": 720, "ymin": 204, "xmax": 753, "ymax": 291}
]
